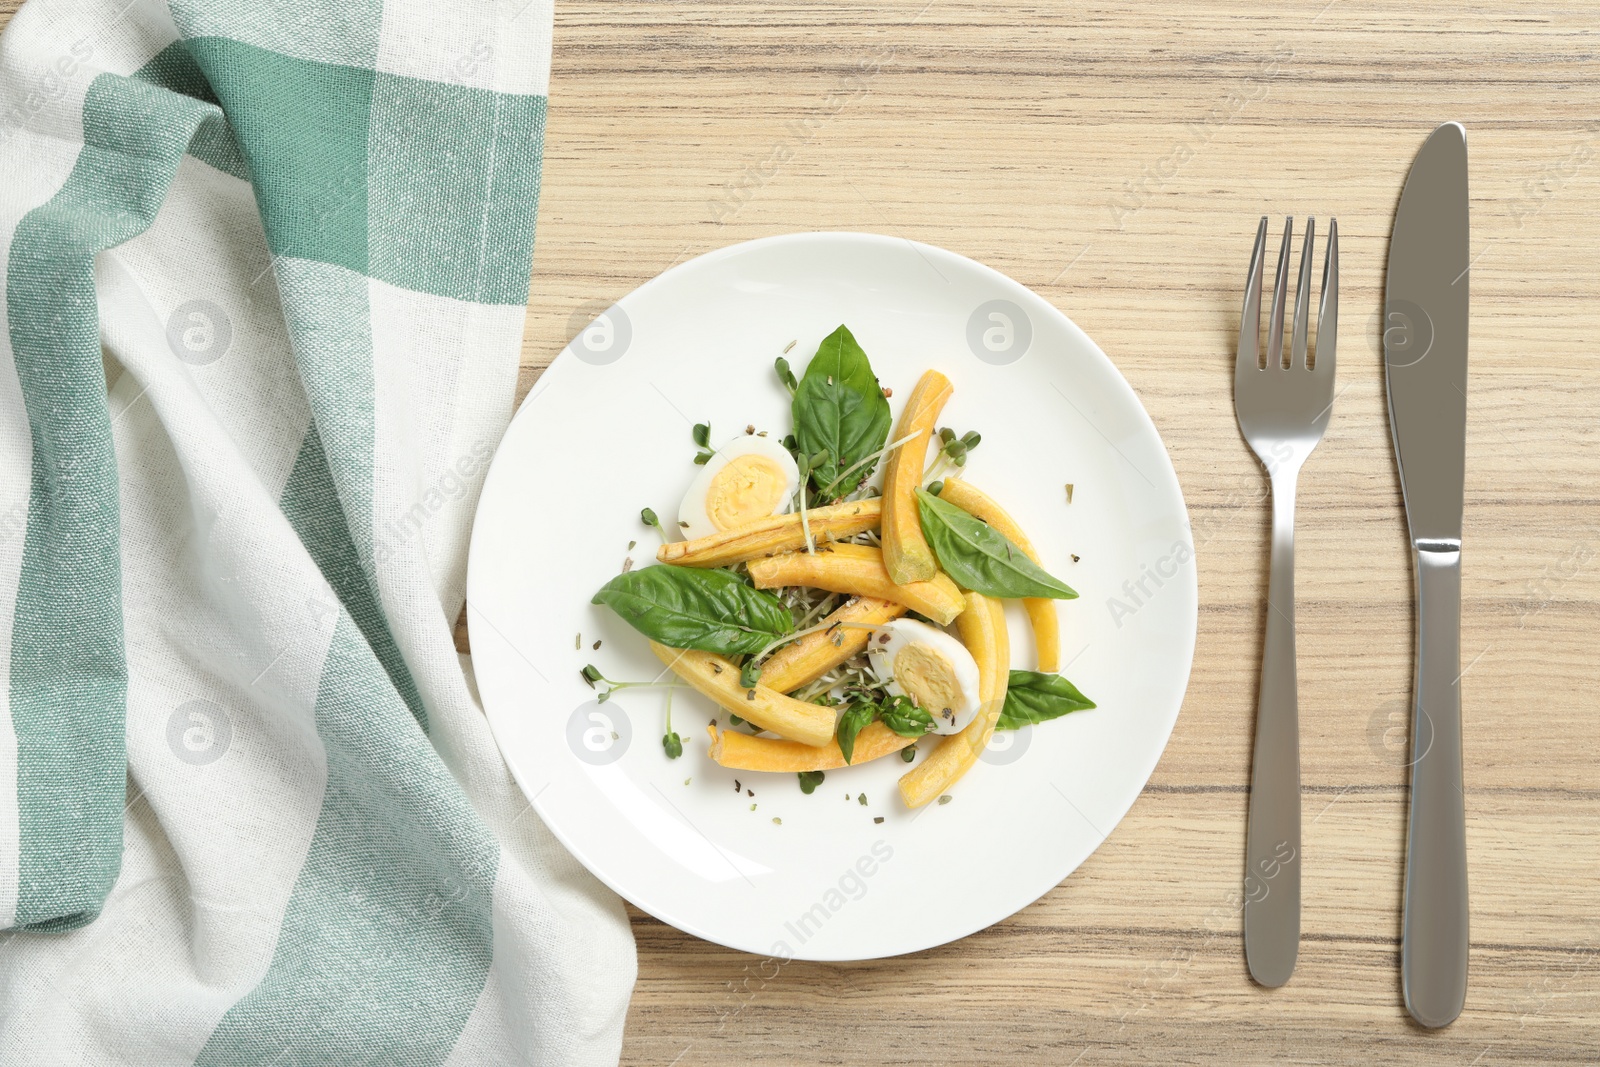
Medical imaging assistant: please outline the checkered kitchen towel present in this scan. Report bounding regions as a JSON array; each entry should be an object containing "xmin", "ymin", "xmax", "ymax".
[{"xmin": 0, "ymin": 0, "xmax": 634, "ymax": 1062}]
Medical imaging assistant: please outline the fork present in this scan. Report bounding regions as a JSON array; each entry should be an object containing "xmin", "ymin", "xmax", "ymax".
[{"xmin": 1234, "ymin": 215, "xmax": 1338, "ymax": 989}]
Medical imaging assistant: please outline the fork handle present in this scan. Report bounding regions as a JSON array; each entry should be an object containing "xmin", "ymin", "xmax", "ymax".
[
  {"xmin": 1244, "ymin": 464, "xmax": 1301, "ymax": 988},
  {"xmin": 1402, "ymin": 544, "xmax": 1468, "ymax": 1027}
]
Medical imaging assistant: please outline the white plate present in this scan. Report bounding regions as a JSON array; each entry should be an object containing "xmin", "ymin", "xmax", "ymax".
[{"xmin": 467, "ymin": 233, "xmax": 1196, "ymax": 961}]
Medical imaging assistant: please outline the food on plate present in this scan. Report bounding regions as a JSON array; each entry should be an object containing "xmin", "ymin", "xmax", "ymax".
[
  {"xmin": 934, "ymin": 478, "xmax": 1062, "ymax": 672},
  {"xmin": 657, "ymin": 498, "xmax": 881, "ymax": 568},
  {"xmin": 584, "ymin": 323, "xmax": 1097, "ymax": 807},
  {"xmin": 865, "ymin": 618, "xmax": 982, "ymax": 735},
  {"xmin": 757, "ymin": 595, "xmax": 906, "ymax": 695},
  {"xmin": 880, "ymin": 369, "xmax": 953, "ymax": 584},
  {"xmin": 649, "ymin": 642, "xmax": 837, "ymax": 748},
  {"xmin": 897, "ymin": 592, "xmax": 1008, "ymax": 809},
  {"xmin": 677, "ymin": 433, "xmax": 801, "ymax": 540},
  {"xmin": 747, "ymin": 543, "xmax": 965, "ymax": 626},
  {"xmin": 706, "ymin": 720, "xmax": 916, "ymax": 772}
]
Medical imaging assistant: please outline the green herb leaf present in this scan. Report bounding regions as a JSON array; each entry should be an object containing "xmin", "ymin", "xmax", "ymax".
[
  {"xmin": 641, "ymin": 507, "xmax": 660, "ymax": 528},
  {"xmin": 693, "ymin": 450, "xmax": 714, "ymax": 465},
  {"xmin": 791, "ymin": 325, "xmax": 892, "ymax": 500},
  {"xmin": 592, "ymin": 565, "xmax": 793, "ymax": 656},
  {"xmin": 900, "ymin": 745, "xmax": 916, "ymax": 762},
  {"xmin": 663, "ymin": 731, "xmax": 684, "ymax": 758},
  {"xmin": 916, "ymin": 489, "xmax": 1078, "ymax": 600},
  {"xmin": 997, "ymin": 670, "xmax": 1096, "ymax": 730},
  {"xmin": 879, "ymin": 694, "xmax": 935, "ymax": 737},
  {"xmin": 693, "ymin": 422, "xmax": 711, "ymax": 448},
  {"xmin": 835, "ymin": 700, "xmax": 874, "ymax": 764},
  {"xmin": 798, "ymin": 770, "xmax": 825, "ymax": 795}
]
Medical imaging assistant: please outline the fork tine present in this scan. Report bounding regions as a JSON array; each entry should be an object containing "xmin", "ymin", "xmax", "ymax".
[
  {"xmin": 1315, "ymin": 217, "xmax": 1338, "ymax": 375},
  {"xmin": 1266, "ymin": 217, "xmax": 1292, "ymax": 369},
  {"xmin": 1238, "ymin": 216, "xmax": 1268, "ymax": 374},
  {"xmin": 1291, "ymin": 218, "xmax": 1314, "ymax": 368}
]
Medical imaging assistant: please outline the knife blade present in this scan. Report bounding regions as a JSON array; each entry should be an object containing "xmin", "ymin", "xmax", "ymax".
[{"xmin": 1385, "ymin": 121, "xmax": 1470, "ymax": 1029}]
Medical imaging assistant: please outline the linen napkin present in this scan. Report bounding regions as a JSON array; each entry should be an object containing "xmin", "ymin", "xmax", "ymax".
[{"xmin": 0, "ymin": 0, "xmax": 635, "ymax": 1062}]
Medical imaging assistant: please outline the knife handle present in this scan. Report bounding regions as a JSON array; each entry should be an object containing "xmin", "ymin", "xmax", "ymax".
[
  {"xmin": 1244, "ymin": 467, "xmax": 1301, "ymax": 988},
  {"xmin": 1402, "ymin": 543, "xmax": 1469, "ymax": 1027}
]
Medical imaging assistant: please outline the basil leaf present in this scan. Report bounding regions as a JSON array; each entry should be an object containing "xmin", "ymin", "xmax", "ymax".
[
  {"xmin": 916, "ymin": 490, "xmax": 1078, "ymax": 600},
  {"xmin": 792, "ymin": 325, "xmax": 892, "ymax": 500},
  {"xmin": 879, "ymin": 695, "xmax": 935, "ymax": 737},
  {"xmin": 592, "ymin": 565, "xmax": 792, "ymax": 656},
  {"xmin": 798, "ymin": 770, "xmax": 825, "ymax": 794},
  {"xmin": 836, "ymin": 700, "xmax": 874, "ymax": 764},
  {"xmin": 997, "ymin": 670, "xmax": 1096, "ymax": 730}
]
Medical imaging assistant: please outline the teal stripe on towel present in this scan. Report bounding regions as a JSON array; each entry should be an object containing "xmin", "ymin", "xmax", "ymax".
[
  {"xmin": 5, "ymin": 72, "xmax": 217, "ymax": 929},
  {"xmin": 194, "ymin": 614, "xmax": 498, "ymax": 1067},
  {"xmin": 282, "ymin": 424, "xmax": 426, "ymax": 726}
]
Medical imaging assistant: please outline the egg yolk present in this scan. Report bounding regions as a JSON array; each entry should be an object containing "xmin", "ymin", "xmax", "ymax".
[
  {"xmin": 705, "ymin": 454, "xmax": 788, "ymax": 531},
  {"xmin": 892, "ymin": 642, "xmax": 962, "ymax": 720}
]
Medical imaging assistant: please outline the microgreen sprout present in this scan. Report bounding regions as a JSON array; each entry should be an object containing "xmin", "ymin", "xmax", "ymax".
[
  {"xmin": 775, "ymin": 356, "xmax": 798, "ymax": 396},
  {"xmin": 582, "ymin": 663, "xmax": 679, "ymax": 705},
  {"xmin": 815, "ymin": 428, "xmax": 922, "ymax": 500},
  {"xmin": 641, "ymin": 507, "xmax": 660, "ymax": 529},
  {"xmin": 661, "ymin": 682, "xmax": 682, "ymax": 757},
  {"xmin": 691, "ymin": 423, "xmax": 716, "ymax": 465},
  {"xmin": 922, "ymin": 428, "xmax": 983, "ymax": 485}
]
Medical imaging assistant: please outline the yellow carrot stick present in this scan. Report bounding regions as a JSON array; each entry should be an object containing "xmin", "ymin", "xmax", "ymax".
[
  {"xmin": 705, "ymin": 722, "xmax": 915, "ymax": 772},
  {"xmin": 655, "ymin": 498, "xmax": 881, "ymax": 568},
  {"xmin": 649, "ymin": 642, "xmax": 835, "ymax": 747},
  {"xmin": 758, "ymin": 595, "xmax": 907, "ymax": 695},
  {"xmin": 897, "ymin": 591, "xmax": 1010, "ymax": 808},
  {"xmin": 746, "ymin": 543, "xmax": 965, "ymax": 626},
  {"xmin": 881, "ymin": 370, "xmax": 953, "ymax": 585}
]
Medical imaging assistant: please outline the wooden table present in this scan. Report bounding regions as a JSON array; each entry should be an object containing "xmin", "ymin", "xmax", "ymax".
[{"xmin": 522, "ymin": 3, "xmax": 1600, "ymax": 1063}]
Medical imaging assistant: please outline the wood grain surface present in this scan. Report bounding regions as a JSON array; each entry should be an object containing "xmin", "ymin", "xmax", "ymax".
[
  {"xmin": 5, "ymin": 0, "xmax": 1594, "ymax": 1062},
  {"xmin": 521, "ymin": 3, "xmax": 1600, "ymax": 1064}
]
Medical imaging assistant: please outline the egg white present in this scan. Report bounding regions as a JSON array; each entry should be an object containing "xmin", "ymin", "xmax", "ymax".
[
  {"xmin": 865, "ymin": 618, "xmax": 984, "ymax": 735},
  {"xmin": 677, "ymin": 434, "xmax": 801, "ymax": 540}
]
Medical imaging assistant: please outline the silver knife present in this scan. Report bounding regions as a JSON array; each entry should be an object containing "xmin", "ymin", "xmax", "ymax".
[{"xmin": 1385, "ymin": 121, "xmax": 1470, "ymax": 1028}]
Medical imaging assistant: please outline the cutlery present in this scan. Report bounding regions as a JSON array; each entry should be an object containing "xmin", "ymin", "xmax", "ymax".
[
  {"xmin": 1387, "ymin": 121, "xmax": 1471, "ymax": 1029},
  {"xmin": 1234, "ymin": 215, "xmax": 1339, "ymax": 988}
]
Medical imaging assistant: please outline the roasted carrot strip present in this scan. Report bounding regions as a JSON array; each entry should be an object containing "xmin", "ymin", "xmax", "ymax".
[
  {"xmin": 758, "ymin": 595, "xmax": 907, "ymax": 694},
  {"xmin": 897, "ymin": 591, "xmax": 1009, "ymax": 808},
  {"xmin": 881, "ymin": 370, "xmax": 953, "ymax": 585},
  {"xmin": 655, "ymin": 498, "xmax": 881, "ymax": 568},
  {"xmin": 746, "ymin": 543, "xmax": 964, "ymax": 626},
  {"xmin": 706, "ymin": 722, "xmax": 915, "ymax": 772},
  {"xmin": 650, "ymin": 642, "xmax": 835, "ymax": 747}
]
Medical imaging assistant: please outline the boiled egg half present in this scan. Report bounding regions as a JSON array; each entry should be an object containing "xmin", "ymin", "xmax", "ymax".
[
  {"xmin": 866, "ymin": 618, "xmax": 983, "ymax": 735},
  {"xmin": 677, "ymin": 434, "xmax": 800, "ymax": 540}
]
